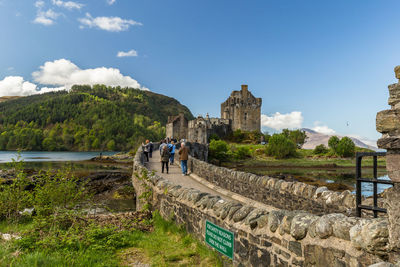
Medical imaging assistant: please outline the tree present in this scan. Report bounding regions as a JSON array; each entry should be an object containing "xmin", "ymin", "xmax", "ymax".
[
  {"xmin": 282, "ymin": 129, "xmax": 307, "ymax": 148},
  {"xmin": 209, "ymin": 140, "xmax": 229, "ymax": 161},
  {"xmin": 328, "ymin": 136, "xmax": 340, "ymax": 153},
  {"xmin": 336, "ymin": 137, "xmax": 355, "ymax": 157},
  {"xmin": 107, "ymin": 140, "xmax": 116, "ymax": 151},
  {"xmin": 313, "ymin": 144, "xmax": 328, "ymax": 155},
  {"xmin": 266, "ymin": 134, "xmax": 296, "ymax": 159}
]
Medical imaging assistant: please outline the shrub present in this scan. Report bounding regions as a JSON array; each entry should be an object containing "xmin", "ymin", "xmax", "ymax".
[
  {"xmin": 232, "ymin": 129, "xmax": 246, "ymax": 143},
  {"xmin": 313, "ymin": 144, "xmax": 328, "ymax": 155},
  {"xmin": 209, "ymin": 140, "xmax": 229, "ymax": 161},
  {"xmin": 336, "ymin": 137, "xmax": 355, "ymax": 157},
  {"xmin": 265, "ymin": 134, "xmax": 296, "ymax": 159},
  {"xmin": 328, "ymin": 136, "xmax": 340, "ymax": 152},
  {"xmin": 233, "ymin": 146, "xmax": 251, "ymax": 160}
]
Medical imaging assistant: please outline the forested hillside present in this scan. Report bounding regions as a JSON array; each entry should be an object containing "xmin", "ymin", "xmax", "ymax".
[{"xmin": 0, "ymin": 85, "xmax": 193, "ymax": 151}]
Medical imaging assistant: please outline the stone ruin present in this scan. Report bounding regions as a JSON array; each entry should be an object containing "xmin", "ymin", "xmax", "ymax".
[
  {"xmin": 376, "ymin": 65, "xmax": 400, "ymax": 259},
  {"xmin": 166, "ymin": 85, "xmax": 262, "ymax": 143}
]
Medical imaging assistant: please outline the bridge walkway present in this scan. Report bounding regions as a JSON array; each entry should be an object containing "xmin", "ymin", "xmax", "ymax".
[{"xmin": 145, "ymin": 152, "xmax": 277, "ymax": 211}]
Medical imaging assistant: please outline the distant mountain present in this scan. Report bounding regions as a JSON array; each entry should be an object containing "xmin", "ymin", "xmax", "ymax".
[
  {"xmin": 301, "ymin": 128, "xmax": 378, "ymax": 151},
  {"xmin": 0, "ymin": 85, "xmax": 193, "ymax": 151}
]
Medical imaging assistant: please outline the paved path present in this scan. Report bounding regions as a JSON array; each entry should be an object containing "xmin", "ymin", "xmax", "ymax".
[{"xmin": 145, "ymin": 152, "xmax": 277, "ymax": 211}]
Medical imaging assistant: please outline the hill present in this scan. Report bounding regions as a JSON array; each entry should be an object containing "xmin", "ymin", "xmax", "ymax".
[
  {"xmin": 0, "ymin": 85, "xmax": 194, "ymax": 151},
  {"xmin": 0, "ymin": 96, "xmax": 22, "ymax": 103},
  {"xmin": 301, "ymin": 128, "xmax": 378, "ymax": 151}
]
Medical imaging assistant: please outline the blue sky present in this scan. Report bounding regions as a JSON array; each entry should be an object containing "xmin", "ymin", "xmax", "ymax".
[{"xmin": 1, "ymin": 0, "xmax": 400, "ymax": 145}]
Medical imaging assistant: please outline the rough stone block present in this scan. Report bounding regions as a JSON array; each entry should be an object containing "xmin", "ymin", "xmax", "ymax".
[
  {"xmin": 289, "ymin": 241, "xmax": 302, "ymax": 257},
  {"xmin": 290, "ymin": 213, "xmax": 319, "ymax": 240},
  {"xmin": 350, "ymin": 218, "xmax": 389, "ymax": 255},
  {"xmin": 376, "ymin": 109, "xmax": 400, "ymax": 134},
  {"xmin": 244, "ymin": 208, "xmax": 268, "ymax": 229},
  {"xmin": 332, "ymin": 215, "xmax": 358, "ymax": 241},
  {"xmin": 385, "ymin": 154, "xmax": 400, "ymax": 183},
  {"xmin": 314, "ymin": 186, "xmax": 329, "ymax": 199},
  {"xmin": 268, "ymin": 210, "xmax": 286, "ymax": 232},
  {"xmin": 377, "ymin": 136, "xmax": 400, "ymax": 150},
  {"xmin": 232, "ymin": 205, "xmax": 254, "ymax": 222},
  {"xmin": 385, "ymin": 184, "xmax": 400, "ymax": 251},
  {"xmin": 316, "ymin": 215, "xmax": 334, "ymax": 239}
]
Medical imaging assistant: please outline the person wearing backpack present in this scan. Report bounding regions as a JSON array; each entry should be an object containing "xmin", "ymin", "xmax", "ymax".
[
  {"xmin": 168, "ymin": 141, "xmax": 176, "ymax": 165},
  {"xmin": 160, "ymin": 145, "xmax": 170, "ymax": 174}
]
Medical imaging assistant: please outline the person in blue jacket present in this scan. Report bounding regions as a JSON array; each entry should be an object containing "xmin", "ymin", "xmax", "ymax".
[{"xmin": 168, "ymin": 141, "xmax": 176, "ymax": 165}]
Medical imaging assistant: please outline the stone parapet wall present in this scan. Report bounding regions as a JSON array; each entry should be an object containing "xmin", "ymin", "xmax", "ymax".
[
  {"xmin": 132, "ymin": 149, "xmax": 391, "ymax": 266},
  {"xmin": 188, "ymin": 156, "xmax": 356, "ymax": 216},
  {"xmin": 376, "ymin": 66, "xmax": 400, "ymax": 257}
]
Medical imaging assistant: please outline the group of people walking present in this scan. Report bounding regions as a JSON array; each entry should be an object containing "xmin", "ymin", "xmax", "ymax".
[{"xmin": 142, "ymin": 139, "xmax": 190, "ymax": 176}]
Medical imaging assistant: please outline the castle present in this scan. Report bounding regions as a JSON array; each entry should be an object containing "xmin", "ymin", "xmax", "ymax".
[{"xmin": 166, "ymin": 84, "xmax": 262, "ymax": 143}]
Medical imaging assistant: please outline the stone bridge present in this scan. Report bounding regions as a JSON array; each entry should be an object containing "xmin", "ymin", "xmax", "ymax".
[
  {"xmin": 132, "ymin": 142, "xmax": 395, "ymax": 266},
  {"xmin": 131, "ymin": 65, "xmax": 400, "ymax": 267}
]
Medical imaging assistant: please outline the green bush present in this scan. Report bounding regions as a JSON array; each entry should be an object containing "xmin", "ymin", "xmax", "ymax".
[
  {"xmin": 0, "ymin": 162, "xmax": 32, "ymax": 221},
  {"xmin": 265, "ymin": 134, "xmax": 296, "ymax": 159},
  {"xmin": 233, "ymin": 146, "xmax": 251, "ymax": 160},
  {"xmin": 313, "ymin": 144, "xmax": 329, "ymax": 155},
  {"xmin": 209, "ymin": 140, "xmax": 229, "ymax": 161},
  {"xmin": 232, "ymin": 129, "xmax": 246, "ymax": 143},
  {"xmin": 336, "ymin": 137, "xmax": 355, "ymax": 157},
  {"xmin": 328, "ymin": 136, "xmax": 340, "ymax": 153}
]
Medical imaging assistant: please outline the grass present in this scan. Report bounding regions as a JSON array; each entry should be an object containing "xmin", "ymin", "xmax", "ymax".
[
  {"xmin": 0, "ymin": 212, "xmax": 222, "ymax": 267},
  {"xmin": 223, "ymin": 143, "xmax": 386, "ymax": 168}
]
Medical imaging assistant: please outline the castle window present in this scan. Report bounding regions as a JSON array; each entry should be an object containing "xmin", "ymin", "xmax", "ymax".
[{"xmin": 244, "ymin": 113, "xmax": 247, "ymax": 120}]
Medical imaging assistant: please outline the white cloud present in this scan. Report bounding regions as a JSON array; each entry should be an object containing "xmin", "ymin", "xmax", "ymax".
[
  {"xmin": 35, "ymin": 0, "xmax": 45, "ymax": 8},
  {"xmin": 78, "ymin": 13, "xmax": 142, "ymax": 32},
  {"xmin": 0, "ymin": 76, "xmax": 37, "ymax": 97},
  {"xmin": 261, "ymin": 111, "xmax": 303, "ymax": 130},
  {"xmin": 7, "ymin": 67, "xmax": 14, "ymax": 71},
  {"xmin": 52, "ymin": 0, "xmax": 84, "ymax": 10},
  {"xmin": 32, "ymin": 58, "xmax": 146, "ymax": 90},
  {"xmin": 117, "ymin": 49, "xmax": 138, "ymax": 57},
  {"xmin": 0, "ymin": 59, "xmax": 147, "ymax": 97},
  {"xmin": 0, "ymin": 76, "xmax": 66, "ymax": 97},
  {"xmin": 107, "ymin": 0, "xmax": 116, "ymax": 5},
  {"xmin": 33, "ymin": 4, "xmax": 62, "ymax": 26},
  {"xmin": 312, "ymin": 125, "xmax": 336, "ymax": 135}
]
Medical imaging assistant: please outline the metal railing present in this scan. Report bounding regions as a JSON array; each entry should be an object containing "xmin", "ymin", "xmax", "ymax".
[{"xmin": 356, "ymin": 152, "xmax": 393, "ymax": 218}]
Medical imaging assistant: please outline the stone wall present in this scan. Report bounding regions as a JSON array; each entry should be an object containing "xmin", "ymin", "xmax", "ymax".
[
  {"xmin": 132, "ymin": 148, "xmax": 392, "ymax": 266},
  {"xmin": 376, "ymin": 66, "xmax": 400, "ymax": 260},
  {"xmin": 187, "ymin": 116, "xmax": 232, "ymax": 144},
  {"xmin": 188, "ymin": 156, "xmax": 356, "ymax": 216}
]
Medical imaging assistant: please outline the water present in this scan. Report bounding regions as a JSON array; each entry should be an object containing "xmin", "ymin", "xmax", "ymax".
[
  {"xmin": 0, "ymin": 151, "xmax": 118, "ymax": 163},
  {"xmin": 357, "ymin": 174, "xmax": 393, "ymax": 197}
]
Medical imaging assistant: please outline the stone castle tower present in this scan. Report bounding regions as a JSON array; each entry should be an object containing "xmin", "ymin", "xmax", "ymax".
[{"xmin": 221, "ymin": 84, "xmax": 262, "ymax": 132}]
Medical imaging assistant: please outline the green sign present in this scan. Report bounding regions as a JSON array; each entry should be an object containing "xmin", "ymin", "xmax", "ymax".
[{"xmin": 205, "ymin": 220, "xmax": 234, "ymax": 259}]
